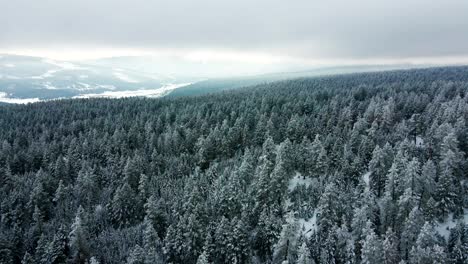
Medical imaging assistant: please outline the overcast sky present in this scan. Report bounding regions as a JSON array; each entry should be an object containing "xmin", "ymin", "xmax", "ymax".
[{"xmin": 1, "ymin": 0, "xmax": 468, "ymax": 66}]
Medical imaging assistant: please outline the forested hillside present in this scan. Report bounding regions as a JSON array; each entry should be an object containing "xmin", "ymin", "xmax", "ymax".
[
  {"xmin": 166, "ymin": 65, "xmax": 415, "ymax": 98},
  {"xmin": 0, "ymin": 66, "xmax": 467, "ymax": 264}
]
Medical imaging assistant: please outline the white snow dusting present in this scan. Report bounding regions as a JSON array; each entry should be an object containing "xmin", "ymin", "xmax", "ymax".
[
  {"xmin": 30, "ymin": 60, "xmax": 86, "ymax": 80},
  {"xmin": 43, "ymin": 82, "xmax": 59, "ymax": 90},
  {"xmin": 0, "ymin": 83, "xmax": 191, "ymax": 104},
  {"xmin": 113, "ymin": 72, "xmax": 139, "ymax": 83},
  {"xmin": 288, "ymin": 173, "xmax": 314, "ymax": 191},
  {"xmin": 77, "ymin": 82, "xmax": 91, "ymax": 90},
  {"xmin": 0, "ymin": 92, "xmax": 40, "ymax": 104},
  {"xmin": 5, "ymin": 75, "xmax": 20, "ymax": 79},
  {"xmin": 73, "ymin": 83, "xmax": 191, "ymax": 99},
  {"xmin": 31, "ymin": 69, "xmax": 59, "ymax": 79},
  {"xmin": 43, "ymin": 59, "xmax": 84, "ymax": 70},
  {"xmin": 96, "ymin": 84, "xmax": 116, "ymax": 90},
  {"xmin": 298, "ymin": 211, "xmax": 318, "ymax": 238},
  {"xmin": 363, "ymin": 172, "xmax": 371, "ymax": 190},
  {"xmin": 416, "ymin": 136, "xmax": 424, "ymax": 147},
  {"xmin": 435, "ymin": 210, "xmax": 468, "ymax": 241},
  {"xmin": 287, "ymin": 173, "xmax": 318, "ymax": 238},
  {"xmin": 435, "ymin": 213, "xmax": 457, "ymax": 241}
]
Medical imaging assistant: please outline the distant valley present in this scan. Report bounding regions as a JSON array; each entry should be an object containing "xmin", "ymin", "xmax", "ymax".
[
  {"xmin": 1, "ymin": 54, "xmax": 425, "ymax": 103},
  {"xmin": 0, "ymin": 54, "xmax": 193, "ymax": 103}
]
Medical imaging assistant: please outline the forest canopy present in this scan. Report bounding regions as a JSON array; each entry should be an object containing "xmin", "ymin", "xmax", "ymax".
[{"xmin": 0, "ymin": 66, "xmax": 467, "ymax": 264}]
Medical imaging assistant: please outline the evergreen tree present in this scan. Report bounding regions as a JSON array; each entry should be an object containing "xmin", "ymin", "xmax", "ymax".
[
  {"xmin": 255, "ymin": 208, "xmax": 281, "ymax": 262},
  {"xmin": 144, "ymin": 195, "xmax": 168, "ymax": 239},
  {"xmin": 270, "ymin": 144, "xmax": 290, "ymax": 207},
  {"xmin": 229, "ymin": 217, "xmax": 250, "ymax": 263},
  {"xmin": 53, "ymin": 180, "xmax": 68, "ymax": 221},
  {"xmin": 143, "ymin": 217, "xmax": 164, "ymax": 263},
  {"xmin": 296, "ymin": 242, "xmax": 314, "ymax": 264},
  {"xmin": 237, "ymin": 148, "xmax": 255, "ymax": 190},
  {"xmin": 419, "ymin": 160, "xmax": 436, "ymax": 205},
  {"xmin": 400, "ymin": 208, "xmax": 424, "ymax": 260},
  {"xmin": 404, "ymin": 158, "xmax": 420, "ymax": 197},
  {"xmin": 436, "ymin": 169, "xmax": 458, "ymax": 218},
  {"xmin": 368, "ymin": 144, "xmax": 392, "ymax": 197},
  {"xmin": 34, "ymin": 234, "xmax": 48, "ymax": 264},
  {"xmin": 272, "ymin": 213, "xmax": 300, "ymax": 264},
  {"xmin": 90, "ymin": 257, "xmax": 100, "ymax": 264},
  {"xmin": 409, "ymin": 222, "xmax": 439, "ymax": 264},
  {"xmin": 382, "ymin": 228, "xmax": 399, "ymax": 264},
  {"xmin": 360, "ymin": 221, "xmax": 383, "ymax": 264},
  {"xmin": 21, "ymin": 252, "xmax": 34, "ymax": 264},
  {"xmin": 317, "ymin": 182, "xmax": 342, "ymax": 238},
  {"xmin": 69, "ymin": 206, "xmax": 89, "ymax": 264},
  {"xmin": 196, "ymin": 251, "xmax": 210, "ymax": 264},
  {"xmin": 126, "ymin": 245, "xmax": 145, "ymax": 264},
  {"xmin": 110, "ymin": 182, "xmax": 141, "ymax": 227},
  {"xmin": 43, "ymin": 226, "xmax": 68, "ymax": 264}
]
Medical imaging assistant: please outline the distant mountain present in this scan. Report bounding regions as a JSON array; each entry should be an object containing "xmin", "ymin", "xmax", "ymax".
[
  {"xmin": 0, "ymin": 54, "xmax": 188, "ymax": 103},
  {"xmin": 86, "ymin": 55, "xmax": 289, "ymax": 80}
]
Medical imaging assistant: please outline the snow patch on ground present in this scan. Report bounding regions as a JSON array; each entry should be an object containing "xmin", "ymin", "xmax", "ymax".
[
  {"xmin": 435, "ymin": 211, "xmax": 468, "ymax": 241},
  {"xmin": 298, "ymin": 211, "xmax": 317, "ymax": 238},
  {"xmin": 31, "ymin": 60, "xmax": 86, "ymax": 80},
  {"xmin": 363, "ymin": 172, "xmax": 371, "ymax": 190},
  {"xmin": 43, "ymin": 82, "xmax": 59, "ymax": 90},
  {"xmin": 73, "ymin": 83, "xmax": 191, "ymax": 99},
  {"xmin": 416, "ymin": 136, "xmax": 424, "ymax": 147},
  {"xmin": 113, "ymin": 72, "xmax": 139, "ymax": 83},
  {"xmin": 96, "ymin": 84, "xmax": 116, "ymax": 90},
  {"xmin": 0, "ymin": 92, "xmax": 40, "ymax": 104},
  {"xmin": 288, "ymin": 173, "xmax": 314, "ymax": 191},
  {"xmin": 77, "ymin": 82, "xmax": 91, "ymax": 90},
  {"xmin": 435, "ymin": 213, "xmax": 457, "ymax": 241},
  {"xmin": 4, "ymin": 75, "xmax": 20, "ymax": 79},
  {"xmin": 43, "ymin": 59, "xmax": 84, "ymax": 70},
  {"xmin": 287, "ymin": 173, "xmax": 318, "ymax": 238},
  {"xmin": 31, "ymin": 69, "xmax": 59, "ymax": 79},
  {"xmin": 0, "ymin": 83, "xmax": 191, "ymax": 104},
  {"xmin": 3, "ymin": 63, "xmax": 15, "ymax": 68},
  {"xmin": 74, "ymin": 83, "xmax": 116, "ymax": 91}
]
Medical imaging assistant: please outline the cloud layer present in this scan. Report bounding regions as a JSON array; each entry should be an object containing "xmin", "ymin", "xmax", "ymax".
[{"xmin": 2, "ymin": 0, "xmax": 468, "ymax": 63}]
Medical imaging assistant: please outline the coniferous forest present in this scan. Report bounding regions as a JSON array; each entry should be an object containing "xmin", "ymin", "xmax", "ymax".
[{"xmin": 1, "ymin": 66, "xmax": 468, "ymax": 264}]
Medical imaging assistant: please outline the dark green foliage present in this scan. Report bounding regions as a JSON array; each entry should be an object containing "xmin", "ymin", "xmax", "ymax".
[{"xmin": 0, "ymin": 66, "xmax": 467, "ymax": 263}]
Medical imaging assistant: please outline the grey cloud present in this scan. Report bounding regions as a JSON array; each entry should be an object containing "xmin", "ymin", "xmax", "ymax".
[{"xmin": 1, "ymin": 0, "xmax": 468, "ymax": 61}]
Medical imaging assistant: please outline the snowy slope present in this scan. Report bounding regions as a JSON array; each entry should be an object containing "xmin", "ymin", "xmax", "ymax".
[{"xmin": 0, "ymin": 54, "xmax": 189, "ymax": 103}]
